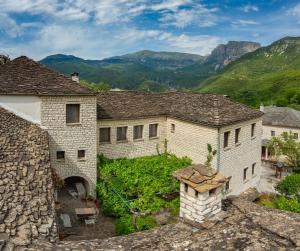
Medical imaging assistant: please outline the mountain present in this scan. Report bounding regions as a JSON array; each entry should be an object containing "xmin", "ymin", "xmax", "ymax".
[
  {"xmin": 198, "ymin": 37, "xmax": 300, "ymax": 109},
  {"xmin": 40, "ymin": 41, "xmax": 260, "ymax": 91}
]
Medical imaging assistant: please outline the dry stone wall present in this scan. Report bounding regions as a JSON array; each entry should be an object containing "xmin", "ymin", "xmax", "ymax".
[{"xmin": 0, "ymin": 107, "xmax": 57, "ymax": 248}]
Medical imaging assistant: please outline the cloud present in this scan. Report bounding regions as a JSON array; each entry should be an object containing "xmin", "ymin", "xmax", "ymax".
[
  {"xmin": 288, "ymin": 3, "xmax": 300, "ymax": 22},
  {"xmin": 0, "ymin": 13, "xmax": 22, "ymax": 37},
  {"xmin": 241, "ymin": 5, "xmax": 259, "ymax": 13},
  {"xmin": 232, "ymin": 19, "xmax": 259, "ymax": 27},
  {"xmin": 160, "ymin": 5, "xmax": 218, "ymax": 28}
]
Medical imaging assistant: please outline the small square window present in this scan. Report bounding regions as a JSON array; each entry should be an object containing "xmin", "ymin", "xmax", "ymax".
[
  {"xmin": 100, "ymin": 128, "xmax": 111, "ymax": 143},
  {"xmin": 133, "ymin": 125, "xmax": 143, "ymax": 140},
  {"xmin": 252, "ymin": 163, "xmax": 256, "ymax": 175},
  {"xmin": 171, "ymin": 124, "xmax": 175, "ymax": 133},
  {"xmin": 294, "ymin": 133, "xmax": 298, "ymax": 140},
  {"xmin": 78, "ymin": 150, "xmax": 85, "ymax": 159},
  {"xmin": 149, "ymin": 124, "xmax": 158, "ymax": 138},
  {"xmin": 271, "ymin": 130, "xmax": 275, "ymax": 137},
  {"xmin": 235, "ymin": 128, "xmax": 241, "ymax": 144},
  {"xmin": 184, "ymin": 183, "xmax": 188, "ymax": 193},
  {"xmin": 56, "ymin": 151, "xmax": 65, "ymax": 160},
  {"xmin": 117, "ymin": 126, "xmax": 128, "ymax": 141},
  {"xmin": 243, "ymin": 167, "xmax": 248, "ymax": 181},
  {"xmin": 209, "ymin": 188, "xmax": 217, "ymax": 196},
  {"xmin": 224, "ymin": 131, "xmax": 230, "ymax": 148},
  {"xmin": 251, "ymin": 123, "xmax": 256, "ymax": 137},
  {"xmin": 66, "ymin": 104, "xmax": 80, "ymax": 124}
]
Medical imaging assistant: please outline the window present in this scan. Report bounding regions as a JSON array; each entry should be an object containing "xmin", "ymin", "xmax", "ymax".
[
  {"xmin": 251, "ymin": 123, "xmax": 256, "ymax": 137},
  {"xmin": 133, "ymin": 125, "xmax": 143, "ymax": 140},
  {"xmin": 209, "ymin": 188, "xmax": 217, "ymax": 196},
  {"xmin": 171, "ymin": 124, "xmax": 175, "ymax": 133},
  {"xmin": 66, "ymin": 104, "xmax": 80, "ymax": 124},
  {"xmin": 243, "ymin": 167, "xmax": 248, "ymax": 181},
  {"xmin": 235, "ymin": 128, "xmax": 241, "ymax": 144},
  {"xmin": 294, "ymin": 133, "xmax": 298, "ymax": 140},
  {"xmin": 195, "ymin": 190, "xmax": 199, "ymax": 198},
  {"xmin": 184, "ymin": 183, "xmax": 188, "ymax": 193},
  {"xmin": 252, "ymin": 163, "xmax": 256, "ymax": 175},
  {"xmin": 149, "ymin": 124, "xmax": 158, "ymax": 138},
  {"xmin": 224, "ymin": 131, "xmax": 230, "ymax": 148},
  {"xmin": 117, "ymin": 126, "xmax": 127, "ymax": 141},
  {"xmin": 56, "ymin": 151, "xmax": 65, "ymax": 160},
  {"xmin": 271, "ymin": 130, "xmax": 275, "ymax": 137},
  {"xmin": 78, "ymin": 150, "xmax": 85, "ymax": 159},
  {"xmin": 100, "ymin": 128, "xmax": 111, "ymax": 143},
  {"xmin": 225, "ymin": 177, "xmax": 231, "ymax": 191}
]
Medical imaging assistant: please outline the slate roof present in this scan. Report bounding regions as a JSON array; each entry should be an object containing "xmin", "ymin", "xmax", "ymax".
[
  {"xmin": 173, "ymin": 164, "xmax": 227, "ymax": 193},
  {"xmin": 262, "ymin": 106, "xmax": 300, "ymax": 129},
  {"xmin": 97, "ymin": 91, "xmax": 263, "ymax": 127},
  {"xmin": 0, "ymin": 56, "xmax": 95, "ymax": 96}
]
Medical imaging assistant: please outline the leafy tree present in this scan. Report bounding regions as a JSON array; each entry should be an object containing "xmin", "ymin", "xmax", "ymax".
[
  {"xmin": 205, "ymin": 144, "xmax": 217, "ymax": 168},
  {"xmin": 0, "ymin": 55, "xmax": 10, "ymax": 65},
  {"xmin": 268, "ymin": 132, "xmax": 300, "ymax": 168}
]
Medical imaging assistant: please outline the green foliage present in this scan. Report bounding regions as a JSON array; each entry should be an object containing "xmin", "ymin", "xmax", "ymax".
[
  {"xmin": 136, "ymin": 215, "xmax": 158, "ymax": 231},
  {"xmin": 268, "ymin": 132, "xmax": 300, "ymax": 168},
  {"xmin": 115, "ymin": 214, "xmax": 135, "ymax": 235},
  {"xmin": 97, "ymin": 154, "xmax": 191, "ymax": 234},
  {"xmin": 276, "ymin": 174, "xmax": 300, "ymax": 197},
  {"xmin": 80, "ymin": 80, "xmax": 111, "ymax": 91},
  {"xmin": 274, "ymin": 196, "xmax": 300, "ymax": 213},
  {"xmin": 205, "ymin": 144, "xmax": 217, "ymax": 168},
  {"xmin": 198, "ymin": 37, "xmax": 300, "ymax": 110}
]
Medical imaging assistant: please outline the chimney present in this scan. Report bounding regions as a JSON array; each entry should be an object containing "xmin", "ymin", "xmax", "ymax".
[
  {"xmin": 260, "ymin": 103, "xmax": 264, "ymax": 112},
  {"xmin": 71, "ymin": 72, "xmax": 79, "ymax": 83}
]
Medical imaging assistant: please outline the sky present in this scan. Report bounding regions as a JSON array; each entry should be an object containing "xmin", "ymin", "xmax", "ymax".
[{"xmin": 0, "ymin": 0, "xmax": 300, "ymax": 60}]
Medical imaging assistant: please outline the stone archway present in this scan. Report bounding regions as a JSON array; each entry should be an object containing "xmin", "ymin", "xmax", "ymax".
[{"xmin": 63, "ymin": 176, "xmax": 90, "ymax": 198}]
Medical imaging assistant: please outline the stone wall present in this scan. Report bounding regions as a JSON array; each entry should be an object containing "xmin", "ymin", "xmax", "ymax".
[
  {"xmin": 98, "ymin": 117, "xmax": 167, "ymax": 159},
  {"xmin": 0, "ymin": 107, "xmax": 57, "ymax": 248},
  {"xmin": 179, "ymin": 183, "xmax": 222, "ymax": 223},
  {"xmin": 41, "ymin": 96, "xmax": 97, "ymax": 196},
  {"xmin": 219, "ymin": 118, "xmax": 262, "ymax": 195}
]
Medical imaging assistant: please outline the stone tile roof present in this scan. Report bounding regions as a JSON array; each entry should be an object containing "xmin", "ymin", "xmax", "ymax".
[
  {"xmin": 25, "ymin": 190, "xmax": 300, "ymax": 250},
  {"xmin": 0, "ymin": 107, "xmax": 57, "ymax": 246},
  {"xmin": 0, "ymin": 56, "xmax": 95, "ymax": 96},
  {"xmin": 173, "ymin": 164, "xmax": 227, "ymax": 193},
  {"xmin": 97, "ymin": 91, "xmax": 263, "ymax": 127},
  {"xmin": 262, "ymin": 106, "xmax": 300, "ymax": 129}
]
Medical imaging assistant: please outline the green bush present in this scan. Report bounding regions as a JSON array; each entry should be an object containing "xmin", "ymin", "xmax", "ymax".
[
  {"xmin": 115, "ymin": 214, "xmax": 135, "ymax": 235},
  {"xmin": 136, "ymin": 216, "xmax": 157, "ymax": 231},
  {"xmin": 274, "ymin": 196, "xmax": 300, "ymax": 213},
  {"xmin": 276, "ymin": 174, "xmax": 300, "ymax": 197}
]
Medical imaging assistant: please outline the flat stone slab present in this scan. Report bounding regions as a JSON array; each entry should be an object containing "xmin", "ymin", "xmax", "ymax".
[{"xmin": 60, "ymin": 214, "xmax": 72, "ymax": 228}]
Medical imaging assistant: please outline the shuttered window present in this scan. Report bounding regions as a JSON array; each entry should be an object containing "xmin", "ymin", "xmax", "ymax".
[
  {"xmin": 149, "ymin": 124, "xmax": 158, "ymax": 138},
  {"xmin": 117, "ymin": 126, "xmax": 127, "ymax": 141},
  {"xmin": 66, "ymin": 104, "xmax": 80, "ymax": 124},
  {"xmin": 100, "ymin": 128, "xmax": 111, "ymax": 143},
  {"xmin": 224, "ymin": 131, "xmax": 230, "ymax": 148},
  {"xmin": 133, "ymin": 125, "xmax": 143, "ymax": 140}
]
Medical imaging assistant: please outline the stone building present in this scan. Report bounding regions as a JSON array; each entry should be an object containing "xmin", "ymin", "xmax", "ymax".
[
  {"xmin": 97, "ymin": 91, "xmax": 263, "ymax": 195},
  {"xmin": 0, "ymin": 107, "xmax": 57, "ymax": 247},
  {"xmin": 260, "ymin": 105, "xmax": 300, "ymax": 160},
  {"xmin": 0, "ymin": 56, "xmax": 97, "ymax": 195},
  {"xmin": 0, "ymin": 56, "xmax": 263, "ymax": 197}
]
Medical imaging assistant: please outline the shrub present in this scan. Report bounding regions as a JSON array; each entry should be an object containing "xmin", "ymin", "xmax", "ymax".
[
  {"xmin": 276, "ymin": 174, "xmax": 300, "ymax": 197},
  {"xmin": 274, "ymin": 196, "xmax": 300, "ymax": 213},
  {"xmin": 136, "ymin": 216, "xmax": 157, "ymax": 231},
  {"xmin": 115, "ymin": 214, "xmax": 135, "ymax": 235}
]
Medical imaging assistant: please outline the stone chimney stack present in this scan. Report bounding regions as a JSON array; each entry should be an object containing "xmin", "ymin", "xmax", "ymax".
[
  {"xmin": 71, "ymin": 72, "xmax": 79, "ymax": 83},
  {"xmin": 260, "ymin": 103, "xmax": 264, "ymax": 112}
]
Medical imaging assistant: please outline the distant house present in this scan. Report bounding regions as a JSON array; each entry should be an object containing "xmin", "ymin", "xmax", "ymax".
[
  {"xmin": 0, "ymin": 56, "xmax": 263, "ymax": 196},
  {"xmin": 261, "ymin": 105, "xmax": 300, "ymax": 160}
]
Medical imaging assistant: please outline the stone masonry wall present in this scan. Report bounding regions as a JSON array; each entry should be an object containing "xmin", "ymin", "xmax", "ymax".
[
  {"xmin": 41, "ymin": 96, "xmax": 97, "ymax": 196},
  {"xmin": 179, "ymin": 183, "xmax": 222, "ymax": 223},
  {"xmin": 262, "ymin": 124, "xmax": 300, "ymax": 141},
  {"xmin": 0, "ymin": 107, "xmax": 57, "ymax": 248},
  {"xmin": 219, "ymin": 118, "xmax": 262, "ymax": 195},
  {"xmin": 98, "ymin": 117, "xmax": 167, "ymax": 159}
]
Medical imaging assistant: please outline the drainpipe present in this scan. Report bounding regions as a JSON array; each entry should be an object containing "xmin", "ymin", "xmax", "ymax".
[{"xmin": 217, "ymin": 128, "xmax": 221, "ymax": 172}]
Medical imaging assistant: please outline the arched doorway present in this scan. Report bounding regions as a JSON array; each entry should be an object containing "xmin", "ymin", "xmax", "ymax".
[{"xmin": 63, "ymin": 176, "xmax": 90, "ymax": 198}]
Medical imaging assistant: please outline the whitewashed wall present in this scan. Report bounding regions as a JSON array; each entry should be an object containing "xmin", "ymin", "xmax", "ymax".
[
  {"xmin": 0, "ymin": 95, "xmax": 41, "ymax": 124},
  {"xmin": 262, "ymin": 125, "xmax": 300, "ymax": 141}
]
